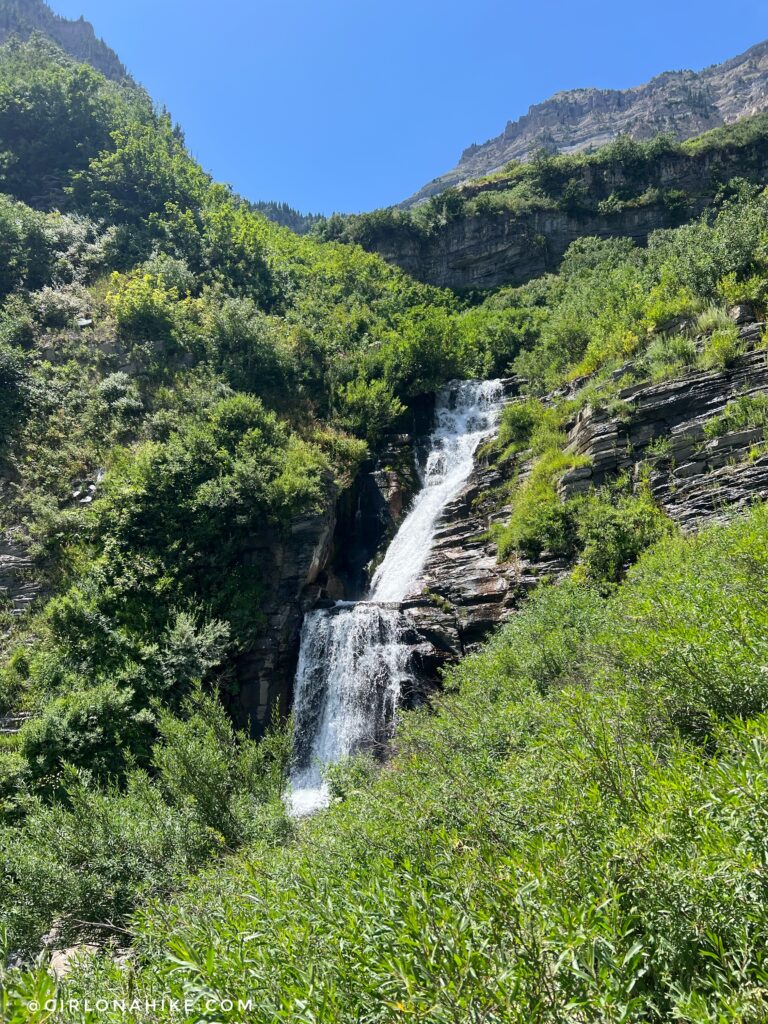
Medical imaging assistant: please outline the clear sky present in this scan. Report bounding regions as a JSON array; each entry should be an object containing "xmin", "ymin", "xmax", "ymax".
[{"xmin": 53, "ymin": 0, "xmax": 768, "ymax": 215}]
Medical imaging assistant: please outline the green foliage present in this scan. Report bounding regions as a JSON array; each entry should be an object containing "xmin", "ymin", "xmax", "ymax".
[
  {"xmin": 323, "ymin": 752, "xmax": 378, "ymax": 801},
  {"xmin": 30, "ymin": 505, "xmax": 768, "ymax": 1021},
  {"xmin": 380, "ymin": 304, "xmax": 461, "ymax": 396},
  {"xmin": 703, "ymin": 393, "xmax": 768, "ymax": 439},
  {"xmin": 153, "ymin": 686, "xmax": 291, "ymax": 847},
  {"xmin": 696, "ymin": 302, "xmax": 733, "ymax": 334},
  {"xmin": 496, "ymin": 396, "xmax": 542, "ymax": 452},
  {"xmin": 3, "ymin": 34, "xmax": 768, "ymax": 1007},
  {"xmin": 1, "ymin": 688, "xmax": 291, "ymax": 954},
  {"xmin": 106, "ymin": 269, "xmax": 180, "ymax": 340},
  {"xmin": 0, "ymin": 194, "xmax": 53, "ymax": 297},
  {"xmin": 20, "ymin": 682, "xmax": 154, "ymax": 786},
  {"xmin": 698, "ymin": 322, "xmax": 745, "ymax": 369},
  {"xmin": 495, "ymin": 448, "xmax": 588, "ymax": 559},
  {"xmin": 0, "ymin": 38, "xmax": 131, "ymax": 207},
  {"xmin": 573, "ymin": 483, "xmax": 675, "ymax": 584},
  {"xmin": 0, "ymin": 342, "xmax": 29, "ymax": 448},
  {"xmin": 336, "ymin": 377, "xmax": 405, "ymax": 443},
  {"xmin": 70, "ymin": 116, "xmax": 209, "ymax": 228},
  {"xmin": 640, "ymin": 331, "xmax": 697, "ymax": 380}
]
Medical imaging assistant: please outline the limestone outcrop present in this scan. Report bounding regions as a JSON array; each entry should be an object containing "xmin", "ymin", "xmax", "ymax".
[
  {"xmin": 564, "ymin": 333, "xmax": 768, "ymax": 530},
  {"xmin": 0, "ymin": 0, "xmax": 128, "ymax": 80},
  {"xmin": 394, "ymin": 332, "xmax": 768, "ymax": 683}
]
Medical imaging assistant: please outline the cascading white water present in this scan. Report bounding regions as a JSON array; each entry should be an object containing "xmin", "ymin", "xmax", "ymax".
[{"xmin": 289, "ymin": 380, "xmax": 505, "ymax": 815}]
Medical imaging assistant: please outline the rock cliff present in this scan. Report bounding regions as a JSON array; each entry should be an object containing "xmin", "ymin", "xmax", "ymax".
[
  {"xmin": 405, "ymin": 39, "xmax": 768, "ymax": 207},
  {"xmin": 0, "ymin": 0, "xmax": 127, "ymax": 80},
  {"xmin": 367, "ymin": 142, "xmax": 768, "ymax": 290},
  {"xmin": 563, "ymin": 331, "xmax": 768, "ymax": 529}
]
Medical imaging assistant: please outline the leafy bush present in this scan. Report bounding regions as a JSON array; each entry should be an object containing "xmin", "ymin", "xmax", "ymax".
[
  {"xmin": 698, "ymin": 322, "xmax": 745, "ymax": 369},
  {"xmin": 337, "ymin": 377, "xmax": 406, "ymax": 443},
  {"xmin": 0, "ymin": 343, "xmax": 29, "ymax": 447},
  {"xmin": 20, "ymin": 682, "xmax": 155, "ymax": 785},
  {"xmin": 106, "ymin": 270, "xmax": 181, "ymax": 340},
  {"xmin": 496, "ymin": 449, "xmax": 588, "ymax": 559},
  {"xmin": 1, "ymin": 688, "xmax": 291, "ymax": 954},
  {"xmin": 573, "ymin": 484, "xmax": 675, "ymax": 584},
  {"xmin": 703, "ymin": 393, "xmax": 768, "ymax": 439}
]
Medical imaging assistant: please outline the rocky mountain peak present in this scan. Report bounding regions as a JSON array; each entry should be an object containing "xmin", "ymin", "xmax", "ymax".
[
  {"xmin": 0, "ymin": 0, "xmax": 127, "ymax": 80},
  {"xmin": 404, "ymin": 38, "xmax": 768, "ymax": 207}
]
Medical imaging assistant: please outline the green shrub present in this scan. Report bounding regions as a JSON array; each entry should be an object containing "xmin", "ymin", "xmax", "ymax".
[
  {"xmin": 698, "ymin": 322, "xmax": 745, "ymax": 369},
  {"xmin": 0, "ymin": 688, "xmax": 291, "ymax": 954},
  {"xmin": 496, "ymin": 397, "xmax": 544, "ymax": 453},
  {"xmin": 0, "ymin": 767, "xmax": 215, "ymax": 954},
  {"xmin": 153, "ymin": 688, "xmax": 291, "ymax": 847},
  {"xmin": 0, "ymin": 750, "xmax": 30, "ymax": 821},
  {"xmin": 106, "ymin": 270, "xmax": 180, "ymax": 341},
  {"xmin": 641, "ymin": 332, "xmax": 697, "ymax": 380},
  {"xmin": 703, "ymin": 393, "xmax": 768, "ymax": 439},
  {"xmin": 573, "ymin": 484, "xmax": 675, "ymax": 584},
  {"xmin": 20, "ymin": 682, "xmax": 155, "ymax": 785},
  {"xmin": 336, "ymin": 377, "xmax": 406, "ymax": 443},
  {"xmin": 496, "ymin": 449, "xmax": 588, "ymax": 559},
  {"xmin": 717, "ymin": 270, "xmax": 768, "ymax": 308},
  {"xmin": 324, "ymin": 753, "xmax": 378, "ymax": 801},
  {"xmin": 695, "ymin": 303, "xmax": 732, "ymax": 334}
]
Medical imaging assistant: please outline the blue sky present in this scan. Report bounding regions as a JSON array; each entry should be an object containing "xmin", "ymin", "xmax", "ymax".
[{"xmin": 54, "ymin": 0, "xmax": 768, "ymax": 214}]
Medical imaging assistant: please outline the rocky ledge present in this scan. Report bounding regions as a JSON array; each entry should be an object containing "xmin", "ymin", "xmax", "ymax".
[
  {"xmin": 564, "ymin": 334, "xmax": 768, "ymax": 530},
  {"xmin": 401, "ymin": 457, "xmax": 569, "ymax": 681}
]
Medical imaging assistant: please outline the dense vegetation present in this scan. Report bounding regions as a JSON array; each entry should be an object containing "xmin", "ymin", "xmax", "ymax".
[
  {"xmin": 0, "ymin": 34, "xmax": 544, "ymax": 956},
  {"xmin": 7, "ymin": 504, "xmax": 768, "ymax": 1021},
  {"xmin": 2, "ymin": 26, "xmax": 768, "ymax": 1022}
]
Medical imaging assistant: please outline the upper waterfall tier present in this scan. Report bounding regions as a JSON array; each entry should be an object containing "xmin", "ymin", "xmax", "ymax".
[{"xmin": 370, "ymin": 379, "xmax": 505, "ymax": 603}]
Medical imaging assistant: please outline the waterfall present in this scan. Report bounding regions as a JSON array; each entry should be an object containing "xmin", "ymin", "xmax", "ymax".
[{"xmin": 289, "ymin": 379, "xmax": 505, "ymax": 815}]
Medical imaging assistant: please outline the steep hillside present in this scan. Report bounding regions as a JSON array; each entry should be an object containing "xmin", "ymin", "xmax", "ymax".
[
  {"xmin": 405, "ymin": 38, "xmax": 768, "ymax": 207},
  {"xmin": 0, "ymin": 0, "xmax": 127, "ymax": 80}
]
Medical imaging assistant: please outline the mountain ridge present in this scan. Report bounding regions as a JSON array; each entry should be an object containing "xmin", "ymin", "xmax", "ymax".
[
  {"xmin": 0, "ymin": 0, "xmax": 127, "ymax": 80},
  {"xmin": 403, "ymin": 38, "xmax": 768, "ymax": 207}
]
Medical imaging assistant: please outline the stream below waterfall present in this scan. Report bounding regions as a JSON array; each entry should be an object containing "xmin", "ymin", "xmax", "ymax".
[{"xmin": 288, "ymin": 379, "xmax": 505, "ymax": 815}]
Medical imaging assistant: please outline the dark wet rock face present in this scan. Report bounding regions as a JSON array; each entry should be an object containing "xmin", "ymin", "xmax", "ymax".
[
  {"xmin": 236, "ymin": 435, "xmax": 422, "ymax": 734},
  {"xmin": 330, "ymin": 436, "xmax": 421, "ymax": 601},
  {"xmin": 234, "ymin": 497, "xmax": 338, "ymax": 734}
]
